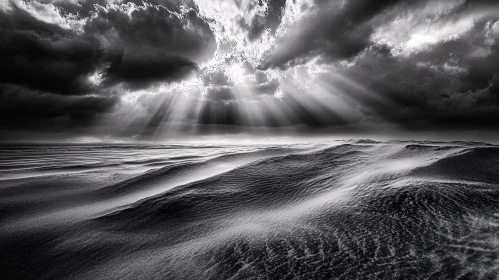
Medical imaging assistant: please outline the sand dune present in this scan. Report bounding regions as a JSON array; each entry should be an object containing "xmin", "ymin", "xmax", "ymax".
[{"xmin": 1, "ymin": 141, "xmax": 499, "ymax": 279}]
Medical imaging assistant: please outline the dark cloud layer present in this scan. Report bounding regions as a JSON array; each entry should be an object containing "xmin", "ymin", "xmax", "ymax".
[
  {"xmin": 0, "ymin": 84, "xmax": 118, "ymax": 133},
  {"xmin": 85, "ymin": 3, "xmax": 215, "ymax": 89},
  {"xmin": 0, "ymin": 0, "xmax": 215, "ymax": 138},
  {"xmin": 0, "ymin": 0, "xmax": 215, "ymax": 95},
  {"xmin": 262, "ymin": 0, "xmax": 413, "ymax": 69},
  {"xmin": 341, "ymin": 18, "xmax": 499, "ymax": 131},
  {"xmin": 1, "ymin": 0, "xmax": 499, "ymax": 141},
  {"xmin": 0, "ymin": 6, "xmax": 98, "ymax": 94},
  {"xmin": 257, "ymin": 0, "xmax": 499, "ymax": 132}
]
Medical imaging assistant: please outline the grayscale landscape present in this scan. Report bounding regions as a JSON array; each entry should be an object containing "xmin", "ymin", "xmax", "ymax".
[{"xmin": 1, "ymin": 0, "xmax": 499, "ymax": 279}]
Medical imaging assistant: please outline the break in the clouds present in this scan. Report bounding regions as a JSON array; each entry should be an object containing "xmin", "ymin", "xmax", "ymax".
[{"xmin": 0, "ymin": 0, "xmax": 498, "ymax": 141}]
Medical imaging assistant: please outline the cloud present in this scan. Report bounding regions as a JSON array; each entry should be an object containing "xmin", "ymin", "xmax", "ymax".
[
  {"xmin": 0, "ymin": 0, "xmax": 216, "ymax": 95},
  {"xmin": 82, "ymin": 2, "xmax": 216, "ymax": 89},
  {"xmin": 202, "ymin": 70, "xmax": 233, "ymax": 86},
  {"xmin": 206, "ymin": 86, "xmax": 235, "ymax": 102},
  {"xmin": 0, "ymin": 5, "xmax": 99, "ymax": 95},
  {"xmin": 334, "ymin": 13, "xmax": 499, "ymax": 130},
  {"xmin": 1, "ymin": 0, "xmax": 499, "ymax": 141},
  {"xmin": 84, "ymin": 4, "xmax": 215, "ymax": 60},
  {"xmin": 262, "ymin": 0, "xmax": 414, "ymax": 69},
  {"xmin": 0, "ymin": 0, "xmax": 217, "ymax": 140},
  {"xmin": 0, "ymin": 84, "xmax": 118, "ymax": 132}
]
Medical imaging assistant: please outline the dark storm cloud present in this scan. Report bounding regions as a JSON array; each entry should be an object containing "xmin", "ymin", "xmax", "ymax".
[
  {"xmin": 236, "ymin": 0, "xmax": 287, "ymax": 42},
  {"xmin": 84, "ymin": 4, "xmax": 214, "ymax": 60},
  {"xmin": 0, "ymin": 0, "xmax": 215, "ymax": 94},
  {"xmin": 103, "ymin": 54, "xmax": 197, "ymax": 89},
  {"xmin": 333, "ymin": 16, "xmax": 499, "ymax": 130},
  {"xmin": 0, "ymin": 0, "xmax": 215, "ymax": 138},
  {"xmin": 266, "ymin": 0, "xmax": 287, "ymax": 30},
  {"xmin": 0, "ymin": 84, "xmax": 117, "ymax": 131},
  {"xmin": 249, "ymin": 0, "xmax": 499, "ymax": 131},
  {"xmin": 2, "ymin": 0, "xmax": 499, "ymax": 141},
  {"xmin": 262, "ymin": 0, "xmax": 415, "ymax": 69},
  {"xmin": 82, "ymin": 3, "xmax": 216, "ymax": 88},
  {"xmin": 0, "ymin": 5, "xmax": 99, "ymax": 95}
]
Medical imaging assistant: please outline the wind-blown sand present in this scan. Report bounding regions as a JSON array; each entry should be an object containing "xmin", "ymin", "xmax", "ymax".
[{"xmin": 1, "ymin": 140, "xmax": 499, "ymax": 279}]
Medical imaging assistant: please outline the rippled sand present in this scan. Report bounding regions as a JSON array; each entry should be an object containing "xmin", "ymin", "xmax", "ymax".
[{"xmin": 1, "ymin": 140, "xmax": 499, "ymax": 279}]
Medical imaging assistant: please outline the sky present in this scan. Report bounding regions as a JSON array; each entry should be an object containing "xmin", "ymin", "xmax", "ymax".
[{"xmin": 0, "ymin": 0, "xmax": 498, "ymax": 143}]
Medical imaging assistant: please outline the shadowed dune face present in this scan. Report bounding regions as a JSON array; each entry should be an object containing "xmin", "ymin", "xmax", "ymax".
[{"xmin": 1, "ymin": 141, "xmax": 499, "ymax": 279}]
